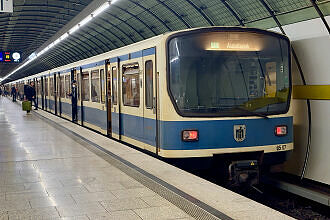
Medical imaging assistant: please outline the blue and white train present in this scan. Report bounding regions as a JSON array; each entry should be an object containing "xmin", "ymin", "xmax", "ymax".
[{"xmin": 11, "ymin": 27, "xmax": 293, "ymax": 184}]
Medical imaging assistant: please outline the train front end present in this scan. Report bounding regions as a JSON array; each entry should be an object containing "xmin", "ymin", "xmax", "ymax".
[{"xmin": 161, "ymin": 27, "xmax": 293, "ymax": 185}]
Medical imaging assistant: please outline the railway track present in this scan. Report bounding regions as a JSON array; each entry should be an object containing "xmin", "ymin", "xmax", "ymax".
[{"xmin": 190, "ymin": 168, "xmax": 330, "ymax": 220}]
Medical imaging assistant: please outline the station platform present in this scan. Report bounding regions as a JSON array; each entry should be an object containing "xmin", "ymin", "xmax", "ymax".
[{"xmin": 0, "ymin": 97, "xmax": 294, "ymax": 220}]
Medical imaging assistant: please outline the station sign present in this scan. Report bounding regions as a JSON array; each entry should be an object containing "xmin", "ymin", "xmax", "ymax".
[
  {"xmin": 0, "ymin": 51, "xmax": 22, "ymax": 63},
  {"xmin": 0, "ymin": 0, "xmax": 13, "ymax": 13}
]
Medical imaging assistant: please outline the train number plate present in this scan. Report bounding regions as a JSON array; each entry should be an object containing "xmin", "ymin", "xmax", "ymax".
[{"xmin": 276, "ymin": 144, "xmax": 287, "ymax": 151}]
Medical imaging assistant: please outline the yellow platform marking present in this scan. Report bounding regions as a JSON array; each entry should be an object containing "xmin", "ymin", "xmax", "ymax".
[{"xmin": 293, "ymin": 85, "xmax": 330, "ymax": 100}]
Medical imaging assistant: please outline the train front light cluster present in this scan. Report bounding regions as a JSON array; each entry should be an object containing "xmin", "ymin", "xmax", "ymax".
[
  {"xmin": 182, "ymin": 130, "xmax": 199, "ymax": 142},
  {"xmin": 275, "ymin": 125, "xmax": 287, "ymax": 136}
]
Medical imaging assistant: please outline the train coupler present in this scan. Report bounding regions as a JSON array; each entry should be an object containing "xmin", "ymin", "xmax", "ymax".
[{"xmin": 228, "ymin": 160, "xmax": 259, "ymax": 187}]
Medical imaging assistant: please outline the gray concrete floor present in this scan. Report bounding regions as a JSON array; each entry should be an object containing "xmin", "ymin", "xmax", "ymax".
[{"xmin": 0, "ymin": 97, "xmax": 191, "ymax": 220}]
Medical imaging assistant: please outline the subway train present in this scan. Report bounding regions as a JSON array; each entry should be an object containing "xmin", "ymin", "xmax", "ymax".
[{"xmin": 9, "ymin": 27, "xmax": 293, "ymax": 185}]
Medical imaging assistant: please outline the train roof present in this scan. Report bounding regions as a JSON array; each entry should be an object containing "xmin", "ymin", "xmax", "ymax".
[{"xmin": 16, "ymin": 26, "xmax": 288, "ymax": 82}]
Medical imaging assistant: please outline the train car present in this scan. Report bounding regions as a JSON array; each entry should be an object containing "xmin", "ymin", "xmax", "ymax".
[{"xmin": 17, "ymin": 26, "xmax": 293, "ymax": 185}]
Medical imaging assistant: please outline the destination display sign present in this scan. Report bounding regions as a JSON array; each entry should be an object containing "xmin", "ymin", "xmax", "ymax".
[{"xmin": 0, "ymin": 51, "xmax": 22, "ymax": 63}]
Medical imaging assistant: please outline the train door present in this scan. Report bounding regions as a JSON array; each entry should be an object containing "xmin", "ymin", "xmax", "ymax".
[
  {"xmin": 49, "ymin": 75, "xmax": 55, "ymax": 113},
  {"xmin": 143, "ymin": 50, "xmax": 158, "ymax": 153},
  {"xmin": 36, "ymin": 79, "xmax": 40, "ymax": 108},
  {"xmin": 33, "ymin": 78, "xmax": 37, "ymax": 107},
  {"xmin": 109, "ymin": 59, "xmax": 120, "ymax": 139},
  {"xmin": 71, "ymin": 69, "xmax": 79, "ymax": 123},
  {"xmin": 45, "ymin": 76, "xmax": 48, "ymax": 111},
  {"xmin": 77, "ymin": 69, "xmax": 82, "ymax": 124},
  {"xmin": 106, "ymin": 61, "xmax": 112, "ymax": 136},
  {"xmin": 54, "ymin": 74, "xmax": 58, "ymax": 115},
  {"xmin": 57, "ymin": 73, "xmax": 62, "ymax": 116},
  {"xmin": 120, "ymin": 59, "xmax": 144, "ymax": 143},
  {"xmin": 41, "ymin": 77, "xmax": 44, "ymax": 110}
]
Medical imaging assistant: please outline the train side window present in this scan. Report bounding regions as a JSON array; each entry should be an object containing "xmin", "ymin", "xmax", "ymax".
[
  {"xmin": 100, "ymin": 69, "xmax": 105, "ymax": 104},
  {"xmin": 45, "ymin": 78, "xmax": 48, "ymax": 97},
  {"xmin": 91, "ymin": 70, "xmax": 100, "ymax": 103},
  {"xmin": 60, "ymin": 76, "xmax": 65, "ymax": 98},
  {"xmin": 122, "ymin": 63, "xmax": 140, "ymax": 107},
  {"xmin": 112, "ymin": 67, "xmax": 118, "ymax": 105},
  {"xmin": 65, "ymin": 75, "xmax": 70, "ymax": 99},
  {"xmin": 37, "ymin": 80, "xmax": 41, "ymax": 96},
  {"xmin": 82, "ymin": 71, "xmax": 90, "ymax": 101},
  {"xmin": 76, "ymin": 73, "xmax": 80, "ymax": 101},
  {"xmin": 50, "ymin": 78, "xmax": 54, "ymax": 97},
  {"xmin": 145, "ymin": 60, "xmax": 153, "ymax": 109}
]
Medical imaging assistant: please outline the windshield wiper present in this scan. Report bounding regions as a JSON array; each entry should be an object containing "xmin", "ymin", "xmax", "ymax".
[{"xmin": 233, "ymin": 106, "xmax": 269, "ymax": 119}]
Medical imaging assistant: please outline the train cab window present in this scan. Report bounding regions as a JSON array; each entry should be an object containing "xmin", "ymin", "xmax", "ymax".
[
  {"xmin": 168, "ymin": 31, "xmax": 290, "ymax": 117},
  {"xmin": 112, "ymin": 67, "xmax": 117, "ymax": 105},
  {"xmin": 100, "ymin": 69, "xmax": 105, "ymax": 103},
  {"xmin": 145, "ymin": 60, "xmax": 153, "ymax": 109},
  {"xmin": 122, "ymin": 63, "xmax": 140, "ymax": 107},
  {"xmin": 45, "ymin": 78, "xmax": 48, "ymax": 97},
  {"xmin": 82, "ymin": 71, "xmax": 90, "ymax": 101},
  {"xmin": 60, "ymin": 76, "xmax": 65, "ymax": 98},
  {"xmin": 65, "ymin": 75, "xmax": 70, "ymax": 99},
  {"xmin": 91, "ymin": 70, "xmax": 100, "ymax": 103}
]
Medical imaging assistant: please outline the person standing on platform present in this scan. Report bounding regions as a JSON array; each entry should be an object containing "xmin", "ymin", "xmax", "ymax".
[
  {"xmin": 11, "ymin": 85, "xmax": 17, "ymax": 102},
  {"xmin": 0, "ymin": 87, "xmax": 2, "ymax": 96},
  {"xmin": 3, "ymin": 88, "xmax": 8, "ymax": 96},
  {"xmin": 16, "ymin": 87, "xmax": 19, "ymax": 100},
  {"xmin": 67, "ymin": 80, "xmax": 78, "ymax": 122},
  {"xmin": 24, "ymin": 82, "xmax": 37, "ymax": 111}
]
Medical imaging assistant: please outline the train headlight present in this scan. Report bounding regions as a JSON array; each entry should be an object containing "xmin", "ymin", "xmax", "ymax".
[
  {"xmin": 275, "ymin": 125, "xmax": 287, "ymax": 136},
  {"xmin": 182, "ymin": 130, "xmax": 199, "ymax": 142}
]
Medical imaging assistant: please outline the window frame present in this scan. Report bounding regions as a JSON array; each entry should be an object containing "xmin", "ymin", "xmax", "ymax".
[
  {"xmin": 64, "ymin": 74, "xmax": 71, "ymax": 99},
  {"xmin": 145, "ymin": 60, "xmax": 153, "ymax": 109},
  {"xmin": 91, "ymin": 69, "xmax": 101, "ymax": 103},
  {"xmin": 166, "ymin": 27, "xmax": 292, "ymax": 117},
  {"xmin": 81, "ymin": 71, "xmax": 90, "ymax": 102},
  {"xmin": 45, "ymin": 77, "xmax": 48, "ymax": 97},
  {"xmin": 100, "ymin": 69, "xmax": 105, "ymax": 104},
  {"xmin": 122, "ymin": 63, "xmax": 140, "ymax": 107},
  {"xmin": 59, "ymin": 75, "xmax": 65, "ymax": 98},
  {"xmin": 112, "ymin": 66, "xmax": 118, "ymax": 105}
]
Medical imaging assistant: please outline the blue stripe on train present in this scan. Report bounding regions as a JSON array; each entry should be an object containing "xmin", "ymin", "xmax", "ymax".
[
  {"xmin": 79, "ymin": 61, "xmax": 105, "ymax": 70},
  {"xmin": 49, "ymin": 99, "xmax": 55, "ymax": 111},
  {"xmin": 111, "ymin": 112, "xmax": 156, "ymax": 146},
  {"xmin": 111, "ymin": 112, "xmax": 292, "ymax": 151},
  {"xmin": 61, "ymin": 102, "xmax": 72, "ymax": 117},
  {"xmin": 160, "ymin": 117, "xmax": 293, "ymax": 150},
  {"xmin": 44, "ymin": 100, "xmax": 293, "ymax": 151},
  {"xmin": 45, "ymin": 99, "xmax": 106, "ymax": 130},
  {"xmin": 82, "ymin": 106, "xmax": 107, "ymax": 130},
  {"xmin": 110, "ymin": 47, "xmax": 156, "ymax": 63}
]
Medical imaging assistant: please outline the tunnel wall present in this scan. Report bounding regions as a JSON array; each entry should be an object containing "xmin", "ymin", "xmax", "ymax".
[{"xmin": 270, "ymin": 17, "xmax": 330, "ymax": 185}]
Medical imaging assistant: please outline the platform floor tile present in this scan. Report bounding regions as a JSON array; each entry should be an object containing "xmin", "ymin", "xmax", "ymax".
[
  {"xmin": 133, "ymin": 206, "xmax": 189, "ymax": 220},
  {"xmin": 87, "ymin": 210, "xmax": 141, "ymax": 220},
  {"xmin": 0, "ymin": 97, "xmax": 197, "ymax": 219}
]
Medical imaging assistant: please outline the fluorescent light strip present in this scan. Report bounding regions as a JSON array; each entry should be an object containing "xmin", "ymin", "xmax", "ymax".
[
  {"xmin": 79, "ymin": 15, "xmax": 93, "ymax": 27},
  {"xmin": 2, "ymin": 0, "xmax": 117, "ymax": 82},
  {"xmin": 92, "ymin": 2, "xmax": 110, "ymax": 17},
  {"xmin": 69, "ymin": 24, "xmax": 79, "ymax": 34},
  {"xmin": 60, "ymin": 33, "xmax": 69, "ymax": 40},
  {"xmin": 53, "ymin": 38, "xmax": 61, "ymax": 45}
]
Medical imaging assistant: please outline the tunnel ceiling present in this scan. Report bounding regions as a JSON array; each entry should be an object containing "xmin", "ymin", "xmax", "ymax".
[
  {"xmin": 1, "ymin": 0, "xmax": 329, "ymax": 83},
  {"xmin": 0, "ymin": 0, "xmax": 95, "ymax": 79}
]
